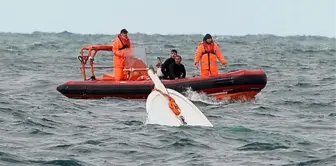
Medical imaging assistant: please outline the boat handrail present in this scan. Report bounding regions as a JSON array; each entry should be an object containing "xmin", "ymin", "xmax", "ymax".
[
  {"xmin": 123, "ymin": 68, "xmax": 148, "ymax": 71},
  {"xmin": 77, "ymin": 44, "xmax": 149, "ymax": 81},
  {"xmin": 80, "ymin": 66, "xmax": 113, "ymax": 69},
  {"xmin": 78, "ymin": 44, "xmax": 114, "ymax": 80}
]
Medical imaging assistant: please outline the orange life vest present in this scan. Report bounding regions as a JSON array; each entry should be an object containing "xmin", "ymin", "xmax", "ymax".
[
  {"xmin": 117, "ymin": 34, "xmax": 131, "ymax": 50},
  {"xmin": 200, "ymin": 42, "xmax": 217, "ymax": 70},
  {"xmin": 202, "ymin": 42, "xmax": 216, "ymax": 54},
  {"xmin": 112, "ymin": 35, "xmax": 132, "ymax": 69}
]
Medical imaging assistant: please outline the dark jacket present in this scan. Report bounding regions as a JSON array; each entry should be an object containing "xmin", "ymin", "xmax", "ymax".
[
  {"xmin": 160, "ymin": 57, "xmax": 175, "ymax": 79},
  {"xmin": 168, "ymin": 63, "xmax": 186, "ymax": 79}
]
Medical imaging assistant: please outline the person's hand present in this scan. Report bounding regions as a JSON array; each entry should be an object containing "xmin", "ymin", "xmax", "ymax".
[
  {"xmin": 116, "ymin": 50, "xmax": 125, "ymax": 57},
  {"xmin": 156, "ymin": 62, "xmax": 161, "ymax": 68},
  {"xmin": 88, "ymin": 56, "xmax": 94, "ymax": 61},
  {"xmin": 123, "ymin": 49, "xmax": 132, "ymax": 55},
  {"xmin": 88, "ymin": 56, "xmax": 94, "ymax": 65},
  {"xmin": 194, "ymin": 62, "xmax": 199, "ymax": 69}
]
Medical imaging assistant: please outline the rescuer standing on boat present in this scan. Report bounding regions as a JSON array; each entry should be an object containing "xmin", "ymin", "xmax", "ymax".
[
  {"xmin": 112, "ymin": 29, "xmax": 132, "ymax": 81},
  {"xmin": 194, "ymin": 33, "xmax": 227, "ymax": 77}
]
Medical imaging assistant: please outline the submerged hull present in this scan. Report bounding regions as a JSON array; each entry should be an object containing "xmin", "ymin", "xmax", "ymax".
[{"xmin": 56, "ymin": 69, "xmax": 267, "ymax": 100}]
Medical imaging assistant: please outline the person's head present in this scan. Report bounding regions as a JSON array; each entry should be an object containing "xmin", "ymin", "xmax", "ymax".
[
  {"xmin": 120, "ymin": 29, "xmax": 128, "ymax": 38},
  {"xmin": 174, "ymin": 55, "xmax": 182, "ymax": 64},
  {"xmin": 203, "ymin": 33, "xmax": 213, "ymax": 44},
  {"xmin": 171, "ymin": 49, "xmax": 178, "ymax": 58}
]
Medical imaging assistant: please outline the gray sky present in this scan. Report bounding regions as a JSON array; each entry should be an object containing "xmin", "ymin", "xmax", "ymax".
[{"xmin": 0, "ymin": 0, "xmax": 335, "ymax": 37}]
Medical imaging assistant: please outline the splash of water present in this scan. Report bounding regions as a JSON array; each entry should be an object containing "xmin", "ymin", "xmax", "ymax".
[{"xmin": 182, "ymin": 87, "xmax": 231, "ymax": 105}]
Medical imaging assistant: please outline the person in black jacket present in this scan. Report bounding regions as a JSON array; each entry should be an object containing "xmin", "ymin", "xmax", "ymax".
[
  {"xmin": 160, "ymin": 49, "xmax": 178, "ymax": 79},
  {"xmin": 168, "ymin": 55, "xmax": 186, "ymax": 80}
]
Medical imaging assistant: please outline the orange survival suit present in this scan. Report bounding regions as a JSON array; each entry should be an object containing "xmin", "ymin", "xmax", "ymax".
[
  {"xmin": 194, "ymin": 34, "xmax": 227, "ymax": 77},
  {"xmin": 112, "ymin": 32, "xmax": 132, "ymax": 81}
]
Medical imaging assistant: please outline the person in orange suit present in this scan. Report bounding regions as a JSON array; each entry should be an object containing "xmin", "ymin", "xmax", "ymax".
[
  {"xmin": 194, "ymin": 33, "xmax": 227, "ymax": 77},
  {"xmin": 112, "ymin": 29, "xmax": 132, "ymax": 81}
]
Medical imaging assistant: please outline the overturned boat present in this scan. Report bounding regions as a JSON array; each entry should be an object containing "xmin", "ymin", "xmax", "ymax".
[{"xmin": 56, "ymin": 44, "xmax": 267, "ymax": 100}]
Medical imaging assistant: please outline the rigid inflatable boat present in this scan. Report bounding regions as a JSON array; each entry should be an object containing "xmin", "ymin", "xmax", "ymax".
[{"xmin": 56, "ymin": 44, "xmax": 267, "ymax": 100}]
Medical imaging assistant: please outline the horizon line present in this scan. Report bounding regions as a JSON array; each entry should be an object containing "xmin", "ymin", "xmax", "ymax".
[{"xmin": 0, "ymin": 30, "xmax": 335, "ymax": 39}]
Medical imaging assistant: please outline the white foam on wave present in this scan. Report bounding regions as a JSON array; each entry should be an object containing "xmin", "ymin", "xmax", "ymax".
[{"xmin": 182, "ymin": 87, "xmax": 231, "ymax": 105}]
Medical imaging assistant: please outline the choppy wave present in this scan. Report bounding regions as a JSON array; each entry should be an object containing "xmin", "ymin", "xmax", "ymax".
[{"xmin": 0, "ymin": 32, "xmax": 335, "ymax": 166}]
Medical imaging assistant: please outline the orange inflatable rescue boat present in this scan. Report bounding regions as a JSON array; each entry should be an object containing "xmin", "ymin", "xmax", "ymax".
[{"xmin": 56, "ymin": 44, "xmax": 267, "ymax": 101}]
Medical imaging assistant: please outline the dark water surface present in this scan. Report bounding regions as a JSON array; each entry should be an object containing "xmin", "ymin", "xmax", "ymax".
[{"xmin": 0, "ymin": 32, "xmax": 335, "ymax": 166}]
